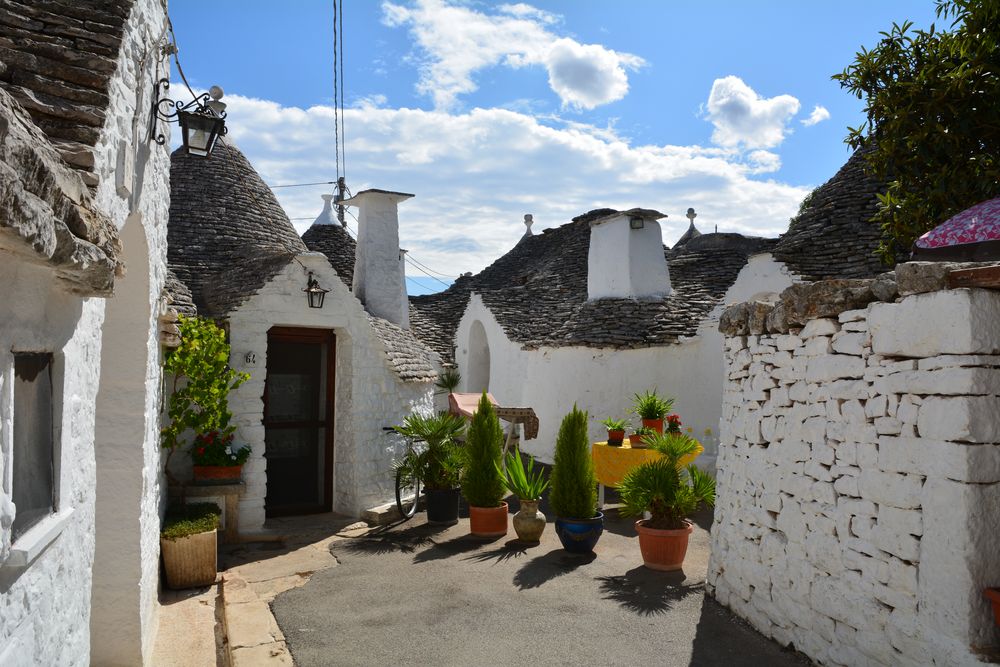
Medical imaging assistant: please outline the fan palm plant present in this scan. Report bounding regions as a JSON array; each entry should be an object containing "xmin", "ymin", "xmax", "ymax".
[{"xmin": 392, "ymin": 411, "xmax": 466, "ymax": 490}]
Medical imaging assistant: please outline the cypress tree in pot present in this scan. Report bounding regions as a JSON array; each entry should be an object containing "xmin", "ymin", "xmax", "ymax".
[
  {"xmin": 461, "ymin": 393, "xmax": 508, "ymax": 537},
  {"xmin": 549, "ymin": 405, "xmax": 603, "ymax": 554}
]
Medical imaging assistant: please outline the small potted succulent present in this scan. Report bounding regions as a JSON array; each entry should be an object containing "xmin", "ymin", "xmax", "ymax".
[
  {"xmin": 550, "ymin": 405, "xmax": 603, "ymax": 554},
  {"xmin": 628, "ymin": 426, "xmax": 655, "ymax": 449},
  {"xmin": 160, "ymin": 502, "xmax": 221, "ymax": 589},
  {"xmin": 618, "ymin": 432, "xmax": 715, "ymax": 571},
  {"xmin": 600, "ymin": 417, "xmax": 629, "ymax": 447},
  {"xmin": 632, "ymin": 389, "xmax": 674, "ymax": 434},
  {"xmin": 190, "ymin": 430, "xmax": 251, "ymax": 484},
  {"xmin": 497, "ymin": 450, "xmax": 549, "ymax": 543},
  {"xmin": 462, "ymin": 393, "xmax": 508, "ymax": 537},
  {"xmin": 393, "ymin": 411, "xmax": 467, "ymax": 524}
]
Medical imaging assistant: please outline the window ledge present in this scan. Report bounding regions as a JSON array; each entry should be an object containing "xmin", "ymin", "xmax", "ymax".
[{"xmin": 3, "ymin": 508, "xmax": 75, "ymax": 569}]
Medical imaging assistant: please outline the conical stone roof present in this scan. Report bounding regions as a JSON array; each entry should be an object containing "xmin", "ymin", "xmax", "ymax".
[
  {"xmin": 167, "ymin": 140, "xmax": 307, "ymax": 317},
  {"xmin": 301, "ymin": 194, "xmax": 357, "ymax": 288}
]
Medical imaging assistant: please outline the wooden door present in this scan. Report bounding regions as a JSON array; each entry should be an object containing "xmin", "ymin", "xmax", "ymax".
[{"xmin": 263, "ymin": 327, "xmax": 335, "ymax": 516}]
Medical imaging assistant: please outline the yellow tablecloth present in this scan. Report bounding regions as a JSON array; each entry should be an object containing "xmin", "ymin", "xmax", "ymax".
[{"xmin": 591, "ymin": 439, "xmax": 703, "ymax": 487}]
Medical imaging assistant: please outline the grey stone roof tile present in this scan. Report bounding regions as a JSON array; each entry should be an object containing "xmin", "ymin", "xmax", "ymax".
[
  {"xmin": 367, "ymin": 315, "xmax": 438, "ymax": 383},
  {"xmin": 302, "ymin": 222, "xmax": 355, "ymax": 287}
]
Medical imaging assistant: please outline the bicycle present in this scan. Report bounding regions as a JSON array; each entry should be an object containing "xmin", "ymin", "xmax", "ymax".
[{"xmin": 385, "ymin": 426, "xmax": 421, "ymax": 519}]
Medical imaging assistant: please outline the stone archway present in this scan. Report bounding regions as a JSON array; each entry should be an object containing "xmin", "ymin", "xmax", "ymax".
[
  {"xmin": 467, "ymin": 320, "xmax": 491, "ymax": 393},
  {"xmin": 91, "ymin": 214, "xmax": 159, "ymax": 665}
]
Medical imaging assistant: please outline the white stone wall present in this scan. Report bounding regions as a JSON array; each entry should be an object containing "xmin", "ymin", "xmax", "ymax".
[
  {"xmin": 224, "ymin": 253, "xmax": 434, "ymax": 527},
  {"xmin": 708, "ymin": 287, "xmax": 1000, "ymax": 666}
]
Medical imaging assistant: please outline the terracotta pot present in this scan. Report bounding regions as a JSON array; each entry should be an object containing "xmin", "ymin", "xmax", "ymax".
[
  {"xmin": 985, "ymin": 589, "xmax": 1000, "ymax": 627},
  {"xmin": 161, "ymin": 529, "xmax": 217, "ymax": 589},
  {"xmin": 641, "ymin": 418, "xmax": 664, "ymax": 434},
  {"xmin": 607, "ymin": 429, "xmax": 625, "ymax": 446},
  {"xmin": 469, "ymin": 501, "xmax": 508, "ymax": 537},
  {"xmin": 628, "ymin": 434, "xmax": 647, "ymax": 449},
  {"xmin": 512, "ymin": 499, "xmax": 546, "ymax": 543},
  {"xmin": 192, "ymin": 465, "xmax": 243, "ymax": 484},
  {"xmin": 635, "ymin": 519, "xmax": 693, "ymax": 571}
]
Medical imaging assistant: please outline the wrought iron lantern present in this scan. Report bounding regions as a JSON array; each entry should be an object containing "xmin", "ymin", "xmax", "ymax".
[
  {"xmin": 150, "ymin": 80, "xmax": 228, "ymax": 158},
  {"xmin": 304, "ymin": 272, "xmax": 330, "ymax": 309}
]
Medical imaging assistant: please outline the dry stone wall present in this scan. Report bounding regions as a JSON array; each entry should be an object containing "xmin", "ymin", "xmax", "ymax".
[{"xmin": 708, "ymin": 267, "xmax": 1000, "ymax": 666}]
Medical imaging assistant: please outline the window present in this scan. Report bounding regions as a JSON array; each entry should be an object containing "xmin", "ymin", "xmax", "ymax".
[{"xmin": 12, "ymin": 353, "xmax": 55, "ymax": 542}]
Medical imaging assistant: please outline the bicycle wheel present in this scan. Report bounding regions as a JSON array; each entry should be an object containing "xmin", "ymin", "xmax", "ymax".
[{"xmin": 395, "ymin": 467, "xmax": 421, "ymax": 519}]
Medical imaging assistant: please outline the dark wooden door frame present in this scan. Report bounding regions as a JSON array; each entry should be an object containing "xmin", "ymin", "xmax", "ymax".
[{"xmin": 263, "ymin": 326, "xmax": 336, "ymax": 516}]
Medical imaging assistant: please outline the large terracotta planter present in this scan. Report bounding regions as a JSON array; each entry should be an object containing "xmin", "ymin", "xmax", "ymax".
[
  {"xmin": 641, "ymin": 418, "xmax": 664, "ymax": 434},
  {"xmin": 469, "ymin": 501, "xmax": 508, "ymax": 537},
  {"xmin": 635, "ymin": 519, "xmax": 693, "ymax": 571},
  {"xmin": 555, "ymin": 512, "xmax": 604, "ymax": 554},
  {"xmin": 192, "ymin": 465, "xmax": 243, "ymax": 484},
  {"xmin": 161, "ymin": 529, "xmax": 218, "ymax": 589},
  {"xmin": 512, "ymin": 499, "xmax": 546, "ymax": 543}
]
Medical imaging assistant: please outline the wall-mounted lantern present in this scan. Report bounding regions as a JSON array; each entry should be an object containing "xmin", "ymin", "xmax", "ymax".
[
  {"xmin": 629, "ymin": 216, "xmax": 644, "ymax": 230},
  {"xmin": 150, "ymin": 80, "xmax": 228, "ymax": 158},
  {"xmin": 304, "ymin": 272, "xmax": 330, "ymax": 309}
]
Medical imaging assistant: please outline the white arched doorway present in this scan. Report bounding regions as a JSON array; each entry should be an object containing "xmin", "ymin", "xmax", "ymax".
[
  {"xmin": 467, "ymin": 320, "xmax": 491, "ymax": 393},
  {"xmin": 92, "ymin": 214, "xmax": 158, "ymax": 665}
]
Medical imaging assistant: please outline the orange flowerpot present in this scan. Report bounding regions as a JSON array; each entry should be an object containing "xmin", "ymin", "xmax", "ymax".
[
  {"xmin": 635, "ymin": 519, "xmax": 692, "ymax": 571},
  {"xmin": 192, "ymin": 465, "xmax": 243, "ymax": 484},
  {"xmin": 469, "ymin": 501, "xmax": 508, "ymax": 537},
  {"xmin": 985, "ymin": 589, "xmax": 1000, "ymax": 627},
  {"xmin": 641, "ymin": 418, "xmax": 664, "ymax": 434}
]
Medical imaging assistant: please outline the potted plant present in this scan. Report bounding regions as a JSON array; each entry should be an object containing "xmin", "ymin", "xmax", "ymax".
[
  {"xmin": 666, "ymin": 414, "xmax": 682, "ymax": 434},
  {"xmin": 600, "ymin": 417, "xmax": 629, "ymax": 447},
  {"xmin": 549, "ymin": 405, "xmax": 603, "ymax": 554},
  {"xmin": 632, "ymin": 389, "xmax": 674, "ymax": 434},
  {"xmin": 618, "ymin": 432, "xmax": 715, "ymax": 571},
  {"xmin": 393, "ymin": 411, "xmax": 467, "ymax": 524},
  {"xmin": 160, "ymin": 502, "xmax": 221, "ymax": 589},
  {"xmin": 628, "ymin": 426, "xmax": 655, "ymax": 449},
  {"xmin": 162, "ymin": 315, "xmax": 250, "ymax": 486},
  {"xmin": 496, "ymin": 450, "xmax": 549, "ymax": 543},
  {"xmin": 461, "ymin": 392, "xmax": 508, "ymax": 537},
  {"xmin": 435, "ymin": 367, "xmax": 462, "ymax": 394},
  {"xmin": 190, "ymin": 430, "xmax": 252, "ymax": 484}
]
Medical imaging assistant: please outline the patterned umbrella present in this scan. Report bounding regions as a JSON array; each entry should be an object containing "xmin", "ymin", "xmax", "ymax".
[{"xmin": 911, "ymin": 197, "xmax": 1000, "ymax": 261}]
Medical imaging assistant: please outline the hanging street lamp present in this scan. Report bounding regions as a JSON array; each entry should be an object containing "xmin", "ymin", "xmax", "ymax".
[
  {"xmin": 150, "ymin": 81, "xmax": 228, "ymax": 158},
  {"xmin": 303, "ymin": 272, "xmax": 330, "ymax": 309}
]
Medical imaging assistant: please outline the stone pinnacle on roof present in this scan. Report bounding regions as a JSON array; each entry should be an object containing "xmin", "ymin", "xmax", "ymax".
[
  {"xmin": 522, "ymin": 214, "xmax": 534, "ymax": 239},
  {"xmin": 674, "ymin": 208, "xmax": 703, "ymax": 248},
  {"xmin": 314, "ymin": 194, "xmax": 341, "ymax": 226}
]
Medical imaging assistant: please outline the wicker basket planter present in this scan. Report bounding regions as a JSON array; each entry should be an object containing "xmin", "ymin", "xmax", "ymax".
[{"xmin": 161, "ymin": 528, "xmax": 218, "ymax": 589}]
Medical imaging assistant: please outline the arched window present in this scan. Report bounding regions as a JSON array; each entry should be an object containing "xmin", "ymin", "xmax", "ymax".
[{"xmin": 467, "ymin": 320, "xmax": 491, "ymax": 393}]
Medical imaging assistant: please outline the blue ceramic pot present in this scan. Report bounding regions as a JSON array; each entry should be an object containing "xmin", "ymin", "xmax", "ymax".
[{"xmin": 555, "ymin": 512, "xmax": 604, "ymax": 554}]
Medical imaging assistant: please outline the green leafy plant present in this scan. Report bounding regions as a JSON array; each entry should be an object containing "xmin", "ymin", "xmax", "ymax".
[
  {"xmin": 632, "ymin": 389, "xmax": 674, "ymax": 420},
  {"xmin": 496, "ymin": 450, "xmax": 549, "ymax": 501},
  {"xmin": 549, "ymin": 405, "xmax": 598, "ymax": 519},
  {"xmin": 833, "ymin": 0, "xmax": 1000, "ymax": 260},
  {"xmin": 393, "ymin": 411, "xmax": 467, "ymax": 490},
  {"xmin": 618, "ymin": 432, "xmax": 715, "ymax": 530},
  {"xmin": 161, "ymin": 315, "xmax": 250, "ymax": 481},
  {"xmin": 632, "ymin": 426, "xmax": 655, "ymax": 437},
  {"xmin": 600, "ymin": 417, "xmax": 629, "ymax": 432},
  {"xmin": 190, "ymin": 431, "xmax": 252, "ymax": 467},
  {"xmin": 434, "ymin": 367, "xmax": 462, "ymax": 394},
  {"xmin": 161, "ymin": 503, "xmax": 222, "ymax": 540},
  {"xmin": 461, "ymin": 393, "xmax": 505, "ymax": 507}
]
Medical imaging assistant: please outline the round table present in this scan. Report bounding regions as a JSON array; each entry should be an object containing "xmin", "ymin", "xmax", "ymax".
[{"xmin": 591, "ymin": 439, "xmax": 703, "ymax": 508}]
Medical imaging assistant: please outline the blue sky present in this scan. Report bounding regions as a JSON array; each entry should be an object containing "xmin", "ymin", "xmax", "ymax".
[{"xmin": 170, "ymin": 0, "xmax": 940, "ymax": 294}]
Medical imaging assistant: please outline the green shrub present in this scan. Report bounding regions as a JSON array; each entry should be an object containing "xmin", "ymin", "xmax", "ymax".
[
  {"xmin": 461, "ymin": 393, "xmax": 505, "ymax": 507},
  {"xmin": 549, "ymin": 405, "xmax": 598, "ymax": 519},
  {"xmin": 393, "ymin": 411, "xmax": 466, "ymax": 490},
  {"xmin": 599, "ymin": 417, "xmax": 630, "ymax": 432},
  {"xmin": 161, "ymin": 503, "xmax": 221, "ymax": 540},
  {"xmin": 632, "ymin": 389, "xmax": 674, "ymax": 420}
]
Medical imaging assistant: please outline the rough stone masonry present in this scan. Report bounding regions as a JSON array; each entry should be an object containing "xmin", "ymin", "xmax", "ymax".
[{"xmin": 708, "ymin": 263, "xmax": 1000, "ymax": 667}]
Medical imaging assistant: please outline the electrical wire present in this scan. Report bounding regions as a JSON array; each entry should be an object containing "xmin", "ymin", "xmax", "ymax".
[
  {"xmin": 270, "ymin": 181, "xmax": 337, "ymax": 189},
  {"xmin": 342, "ymin": 209, "xmax": 453, "ymax": 288}
]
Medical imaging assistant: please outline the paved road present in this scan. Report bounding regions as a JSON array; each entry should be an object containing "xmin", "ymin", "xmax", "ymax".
[{"xmin": 271, "ymin": 505, "xmax": 811, "ymax": 666}]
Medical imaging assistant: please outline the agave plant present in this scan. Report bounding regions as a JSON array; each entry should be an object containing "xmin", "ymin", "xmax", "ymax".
[
  {"xmin": 631, "ymin": 389, "xmax": 675, "ymax": 420},
  {"xmin": 618, "ymin": 432, "xmax": 715, "ymax": 530},
  {"xmin": 392, "ymin": 411, "xmax": 467, "ymax": 490},
  {"xmin": 496, "ymin": 450, "xmax": 549, "ymax": 501}
]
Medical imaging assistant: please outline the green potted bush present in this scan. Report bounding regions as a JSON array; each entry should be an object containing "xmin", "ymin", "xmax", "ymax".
[
  {"xmin": 549, "ymin": 405, "xmax": 603, "ymax": 554},
  {"xmin": 600, "ymin": 417, "xmax": 629, "ymax": 447},
  {"xmin": 162, "ymin": 315, "xmax": 250, "ymax": 485},
  {"xmin": 393, "ymin": 411, "xmax": 467, "ymax": 524},
  {"xmin": 160, "ymin": 502, "xmax": 222, "ymax": 589},
  {"xmin": 497, "ymin": 450, "xmax": 549, "ymax": 543},
  {"xmin": 632, "ymin": 389, "xmax": 674, "ymax": 434},
  {"xmin": 618, "ymin": 432, "xmax": 715, "ymax": 571},
  {"xmin": 461, "ymin": 392, "xmax": 508, "ymax": 537},
  {"xmin": 628, "ymin": 425, "xmax": 655, "ymax": 449}
]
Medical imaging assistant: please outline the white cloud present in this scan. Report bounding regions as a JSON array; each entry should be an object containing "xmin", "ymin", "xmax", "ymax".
[
  {"xmin": 801, "ymin": 104, "xmax": 831, "ymax": 126},
  {"xmin": 706, "ymin": 76, "xmax": 800, "ymax": 150},
  {"xmin": 381, "ymin": 0, "xmax": 644, "ymax": 110},
  {"xmin": 219, "ymin": 93, "xmax": 809, "ymax": 279},
  {"xmin": 747, "ymin": 150, "xmax": 781, "ymax": 174}
]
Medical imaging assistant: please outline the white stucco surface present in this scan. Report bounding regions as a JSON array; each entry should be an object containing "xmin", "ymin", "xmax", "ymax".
[
  {"xmin": 587, "ymin": 214, "xmax": 671, "ymax": 300},
  {"xmin": 709, "ymin": 288, "xmax": 1000, "ymax": 666},
  {"xmin": 223, "ymin": 253, "xmax": 434, "ymax": 526},
  {"xmin": 350, "ymin": 190, "xmax": 412, "ymax": 328}
]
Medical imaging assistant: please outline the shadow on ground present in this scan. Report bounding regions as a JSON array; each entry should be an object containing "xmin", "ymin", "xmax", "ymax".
[
  {"xmin": 596, "ymin": 566, "xmax": 703, "ymax": 616},
  {"xmin": 513, "ymin": 549, "xmax": 597, "ymax": 589}
]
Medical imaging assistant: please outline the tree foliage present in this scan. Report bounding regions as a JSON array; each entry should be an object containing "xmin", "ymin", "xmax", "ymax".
[
  {"xmin": 549, "ymin": 405, "xmax": 598, "ymax": 519},
  {"xmin": 834, "ymin": 0, "xmax": 1000, "ymax": 260},
  {"xmin": 461, "ymin": 393, "xmax": 506, "ymax": 507}
]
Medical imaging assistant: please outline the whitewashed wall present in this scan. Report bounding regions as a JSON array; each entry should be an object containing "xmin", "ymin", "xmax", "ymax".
[
  {"xmin": 709, "ymin": 287, "xmax": 1000, "ymax": 666},
  {"xmin": 224, "ymin": 253, "xmax": 434, "ymax": 526}
]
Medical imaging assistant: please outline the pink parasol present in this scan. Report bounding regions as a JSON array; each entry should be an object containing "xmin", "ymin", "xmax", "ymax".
[{"xmin": 912, "ymin": 197, "xmax": 1000, "ymax": 261}]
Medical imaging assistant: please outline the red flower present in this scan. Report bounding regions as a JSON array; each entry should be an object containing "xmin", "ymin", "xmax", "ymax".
[{"xmin": 197, "ymin": 447, "xmax": 206, "ymax": 455}]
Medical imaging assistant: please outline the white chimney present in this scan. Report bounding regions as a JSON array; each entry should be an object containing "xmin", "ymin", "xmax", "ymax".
[
  {"xmin": 344, "ymin": 189, "xmax": 413, "ymax": 328},
  {"xmin": 587, "ymin": 208, "xmax": 671, "ymax": 300}
]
